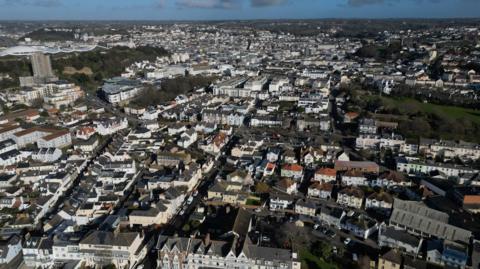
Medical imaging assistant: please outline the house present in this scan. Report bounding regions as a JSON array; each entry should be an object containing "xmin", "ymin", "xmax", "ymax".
[
  {"xmin": 378, "ymin": 225, "xmax": 422, "ymax": 256},
  {"xmin": 266, "ymin": 147, "xmax": 281, "ymax": 163},
  {"xmin": 211, "ymin": 131, "xmax": 228, "ymax": 154},
  {"xmin": 462, "ymin": 195, "xmax": 480, "ymax": 214},
  {"xmin": 0, "ymin": 147, "xmax": 22, "ymax": 166},
  {"xmin": 337, "ymin": 187, "xmax": 364, "ymax": 209},
  {"xmin": 168, "ymin": 124, "xmax": 187, "ymax": 136},
  {"xmin": 250, "ymin": 115, "xmax": 283, "ymax": 127},
  {"xmin": 12, "ymin": 127, "xmax": 71, "ymax": 148},
  {"xmin": 0, "ymin": 234, "xmax": 22, "ymax": 265},
  {"xmin": 377, "ymin": 249, "xmax": 402, "ymax": 269},
  {"xmin": 0, "ymin": 123, "xmax": 23, "ymax": 142},
  {"xmin": 335, "ymin": 160, "xmax": 380, "ymax": 174},
  {"xmin": 157, "ymin": 235, "xmax": 301, "ymax": 269},
  {"xmin": 263, "ymin": 162, "xmax": 276, "ymax": 177},
  {"xmin": 318, "ymin": 205, "xmax": 345, "ymax": 229},
  {"xmin": 372, "ymin": 170, "xmax": 411, "ymax": 188},
  {"xmin": 341, "ymin": 170, "xmax": 368, "ymax": 186},
  {"xmin": 31, "ymin": 148, "xmax": 62, "ymax": 163},
  {"xmin": 76, "ymin": 230, "xmax": 146, "ymax": 268},
  {"xmin": 366, "ymin": 192, "xmax": 393, "ymax": 213},
  {"xmin": 426, "ymin": 240, "xmax": 468, "ymax": 269},
  {"xmin": 283, "ymin": 149, "xmax": 297, "ymax": 164},
  {"xmin": 341, "ymin": 212, "xmax": 378, "ymax": 239},
  {"xmin": 302, "ymin": 147, "xmax": 325, "ymax": 165},
  {"xmin": 442, "ymin": 241, "xmax": 468, "ymax": 268},
  {"xmin": 269, "ymin": 193, "xmax": 294, "ymax": 211},
  {"xmin": 396, "ymin": 158, "xmax": 478, "ymax": 178},
  {"xmin": 295, "ymin": 199, "xmax": 317, "ymax": 217},
  {"xmin": 129, "ymin": 202, "xmax": 170, "ymax": 226},
  {"xmin": 281, "ymin": 164, "xmax": 304, "ymax": 180},
  {"xmin": 308, "ymin": 182, "xmax": 333, "ymax": 200},
  {"xmin": 37, "ymin": 130, "xmax": 72, "ymax": 148},
  {"xmin": 314, "ymin": 167, "xmax": 336, "ymax": 183},
  {"xmin": 420, "ymin": 139, "xmax": 480, "ymax": 161},
  {"xmin": 101, "ymin": 77, "xmax": 142, "ymax": 105},
  {"xmin": 275, "ymin": 178, "xmax": 297, "ymax": 195},
  {"xmin": 95, "ymin": 118, "xmax": 128, "ymax": 136},
  {"xmin": 0, "ymin": 196, "xmax": 17, "ymax": 209},
  {"xmin": 22, "ymin": 236, "xmax": 54, "ymax": 268},
  {"xmin": 177, "ymin": 129, "xmax": 197, "ymax": 148},
  {"xmin": 343, "ymin": 112, "xmax": 359, "ymax": 123},
  {"xmin": 73, "ymin": 136, "xmax": 99, "ymax": 153},
  {"xmin": 202, "ymin": 109, "xmax": 245, "ymax": 127},
  {"xmin": 75, "ymin": 126, "xmax": 96, "ymax": 140},
  {"xmin": 0, "ymin": 139, "xmax": 17, "ymax": 154},
  {"xmin": 207, "ymin": 181, "xmax": 246, "ymax": 206},
  {"xmin": 359, "ymin": 118, "xmax": 377, "ymax": 134},
  {"xmin": 226, "ymin": 169, "xmax": 252, "ymax": 185}
]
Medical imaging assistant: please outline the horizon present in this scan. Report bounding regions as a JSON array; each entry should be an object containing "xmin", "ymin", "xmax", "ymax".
[
  {"xmin": 0, "ymin": 0, "xmax": 479, "ymax": 21},
  {"xmin": 1, "ymin": 17, "xmax": 480, "ymax": 22}
]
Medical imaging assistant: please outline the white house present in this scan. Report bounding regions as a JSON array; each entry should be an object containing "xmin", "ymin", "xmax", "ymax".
[
  {"xmin": 337, "ymin": 187, "xmax": 364, "ymax": 209},
  {"xmin": 341, "ymin": 170, "xmax": 368, "ymax": 186},
  {"xmin": 95, "ymin": 118, "xmax": 128, "ymax": 136},
  {"xmin": 31, "ymin": 148, "xmax": 62, "ymax": 163},
  {"xmin": 270, "ymin": 193, "xmax": 294, "ymax": 211},
  {"xmin": 365, "ymin": 192, "xmax": 393, "ymax": 213},
  {"xmin": 0, "ymin": 235, "xmax": 22, "ymax": 265},
  {"xmin": 314, "ymin": 168, "xmax": 337, "ymax": 183}
]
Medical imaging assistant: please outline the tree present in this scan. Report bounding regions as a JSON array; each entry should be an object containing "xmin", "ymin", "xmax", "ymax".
[{"xmin": 310, "ymin": 241, "xmax": 333, "ymax": 261}]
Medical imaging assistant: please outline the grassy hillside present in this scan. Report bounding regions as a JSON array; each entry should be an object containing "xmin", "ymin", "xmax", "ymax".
[
  {"xmin": 381, "ymin": 97, "xmax": 480, "ymax": 125},
  {"xmin": 350, "ymin": 92, "xmax": 480, "ymax": 143}
]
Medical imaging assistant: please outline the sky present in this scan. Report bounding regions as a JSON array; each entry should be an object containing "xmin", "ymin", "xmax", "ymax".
[{"xmin": 0, "ymin": 0, "xmax": 479, "ymax": 21}]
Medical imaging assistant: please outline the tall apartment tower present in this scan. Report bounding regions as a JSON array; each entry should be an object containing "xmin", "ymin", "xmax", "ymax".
[{"xmin": 31, "ymin": 52, "xmax": 54, "ymax": 78}]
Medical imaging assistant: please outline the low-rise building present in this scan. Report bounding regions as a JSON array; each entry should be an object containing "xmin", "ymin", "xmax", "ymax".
[
  {"xmin": 337, "ymin": 187, "xmax": 364, "ymax": 209},
  {"xmin": 314, "ymin": 167, "xmax": 337, "ymax": 183}
]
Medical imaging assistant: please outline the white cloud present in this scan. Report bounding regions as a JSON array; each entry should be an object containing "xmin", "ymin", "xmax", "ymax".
[{"xmin": 176, "ymin": 0, "xmax": 240, "ymax": 9}]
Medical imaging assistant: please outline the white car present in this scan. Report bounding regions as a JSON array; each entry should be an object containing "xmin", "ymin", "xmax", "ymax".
[{"xmin": 344, "ymin": 238, "xmax": 352, "ymax": 245}]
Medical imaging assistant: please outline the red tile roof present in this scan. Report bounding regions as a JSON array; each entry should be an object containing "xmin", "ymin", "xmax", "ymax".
[
  {"xmin": 315, "ymin": 167, "xmax": 336, "ymax": 177},
  {"xmin": 282, "ymin": 163, "xmax": 303, "ymax": 172}
]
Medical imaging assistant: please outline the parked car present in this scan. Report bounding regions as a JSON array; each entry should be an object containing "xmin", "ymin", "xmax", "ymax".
[
  {"xmin": 344, "ymin": 237, "xmax": 352, "ymax": 245},
  {"xmin": 326, "ymin": 230, "xmax": 336, "ymax": 238}
]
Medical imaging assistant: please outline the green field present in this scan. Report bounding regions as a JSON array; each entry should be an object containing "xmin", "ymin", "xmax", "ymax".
[
  {"xmin": 380, "ymin": 97, "xmax": 480, "ymax": 124},
  {"xmin": 353, "ymin": 93, "xmax": 480, "ymax": 142},
  {"xmin": 299, "ymin": 249, "xmax": 338, "ymax": 269}
]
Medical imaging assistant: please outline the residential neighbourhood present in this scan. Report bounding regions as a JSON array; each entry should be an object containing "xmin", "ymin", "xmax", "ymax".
[{"xmin": 0, "ymin": 17, "xmax": 479, "ymax": 269}]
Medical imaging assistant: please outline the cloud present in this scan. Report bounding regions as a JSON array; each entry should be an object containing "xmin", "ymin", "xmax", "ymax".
[
  {"xmin": 176, "ymin": 0, "xmax": 239, "ymax": 9},
  {"xmin": 0, "ymin": 0, "xmax": 62, "ymax": 7},
  {"xmin": 345, "ymin": 0, "xmax": 475, "ymax": 7},
  {"xmin": 251, "ymin": 0, "xmax": 288, "ymax": 7},
  {"xmin": 346, "ymin": 0, "xmax": 384, "ymax": 7}
]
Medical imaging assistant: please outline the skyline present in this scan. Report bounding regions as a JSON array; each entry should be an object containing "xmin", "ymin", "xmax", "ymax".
[{"xmin": 0, "ymin": 0, "xmax": 479, "ymax": 21}]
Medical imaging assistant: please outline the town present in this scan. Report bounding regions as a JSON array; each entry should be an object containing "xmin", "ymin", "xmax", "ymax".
[{"xmin": 0, "ymin": 19, "xmax": 479, "ymax": 269}]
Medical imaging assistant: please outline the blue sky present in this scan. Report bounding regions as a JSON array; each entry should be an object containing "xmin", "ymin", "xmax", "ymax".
[{"xmin": 0, "ymin": 0, "xmax": 479, "ymax": 20}]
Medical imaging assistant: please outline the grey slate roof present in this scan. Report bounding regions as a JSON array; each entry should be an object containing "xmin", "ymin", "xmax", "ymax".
[
  {"xmin": 390, "ymin": 198, "xmax": 472, "ymax": 243},
  {"xmin": 80, "ymin": 231, "xmax": 138, "ymax": 247}
]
